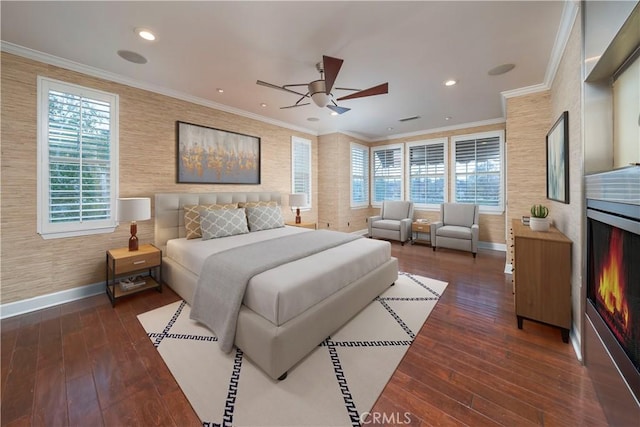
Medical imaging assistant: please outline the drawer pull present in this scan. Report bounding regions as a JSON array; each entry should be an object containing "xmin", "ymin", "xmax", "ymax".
[{"xmin": 133, "ymin": 260, "xmax": 147, "ymax": 265}]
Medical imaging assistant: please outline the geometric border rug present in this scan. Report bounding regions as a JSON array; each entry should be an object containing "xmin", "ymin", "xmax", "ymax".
[{"xmin": 137, "ymin": 272, "xmax": 447, "ymax": 427}]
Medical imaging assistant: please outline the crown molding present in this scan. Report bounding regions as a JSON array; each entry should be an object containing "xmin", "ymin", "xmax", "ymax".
[
  {"xmin": 499, "ymin": 0, "xmax": 580, "ymax": 111},
  {"xmin": 373, "ymin": 117, "xmax": 506, "ymax": 142},
  {"xmin": 1, "ymin": 41, "xmax": 318, "ymax": 137}
]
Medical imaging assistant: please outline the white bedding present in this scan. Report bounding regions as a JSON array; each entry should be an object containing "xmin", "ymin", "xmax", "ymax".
[{"xmin": 166, "ymin": 226, "xmax": 391, "ymax": 325}]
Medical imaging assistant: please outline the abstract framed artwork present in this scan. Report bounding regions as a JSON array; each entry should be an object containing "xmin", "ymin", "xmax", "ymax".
[
  {"xmin": 176, "ymin": 121, "xmax": 260, "ymax": 184},
  {"xmin": 546, "ymin": 111, "xmax": 569, "ymax": 203}
]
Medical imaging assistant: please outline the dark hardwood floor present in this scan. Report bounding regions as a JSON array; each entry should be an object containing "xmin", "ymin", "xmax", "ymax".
[{"xmin": 1, "ymin": 243, "xmax": 608, "ymax": 426}]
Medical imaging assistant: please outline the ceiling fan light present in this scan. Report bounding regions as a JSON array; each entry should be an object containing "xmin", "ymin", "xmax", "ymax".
[{"xmin": 308, "ymin": 80, "xmax": 329, "ymax": 107}]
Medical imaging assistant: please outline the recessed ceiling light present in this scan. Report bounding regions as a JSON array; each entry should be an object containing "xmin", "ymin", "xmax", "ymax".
[
  {"xmin": 330, "ymin": 111, "xmax": 338, "ymax": 116},
  {"xmin": 117, "ymin": 50, "xmax": 147, "ymax": 64},
  {"xmin": 488, "ymin": 63, "xmax": 515, "ymax": 76},
  {"xmin": 445, "ymin": 116, "xmax": 452, "ymax": 121},
  {"xmin": 260, "ymin": 103, "xmax": 267, "ymax": 108},
  {"xmin": 135, "ymin": 28, "xmax": 156, "ymax": 41},
  {"xmin": 444, "ymin": 79, "xmax": 457, "ymax": 87},
  {"xmin": 307, "ymin": 117, "xmax": 319, "ymax": 122},
  {"xmin": 217, "ymin": 88, "xmax": 224, "ymax": 93}
]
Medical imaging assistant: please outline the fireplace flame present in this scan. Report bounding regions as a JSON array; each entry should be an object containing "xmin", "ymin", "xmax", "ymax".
[{"xmin": 597, "ymin": 229, "xmax": 629, "ymax": 329}]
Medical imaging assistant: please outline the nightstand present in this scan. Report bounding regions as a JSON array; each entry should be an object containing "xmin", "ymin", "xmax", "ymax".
[
  {"xmin": 106, "ymin": 243, "xmax": 162, "ymax": 306},
  {"xmin": 285, "ymin": 221, "xmax": 317, "ymax": 230},
  {"xmin": 411, "ymin": 221, "xmax": 431, "ymax": 246}
]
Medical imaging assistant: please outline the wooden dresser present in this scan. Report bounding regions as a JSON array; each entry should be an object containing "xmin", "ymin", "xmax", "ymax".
[{"xmin": 511, "ymin": 219, "xmax": 572, "ymax": 342}]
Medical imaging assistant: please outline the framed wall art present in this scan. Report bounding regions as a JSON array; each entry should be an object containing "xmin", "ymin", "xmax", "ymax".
[
  {"xmin": 176, "ymin": 121, "xmax": 260, "ymax": 184},
  {"xmin": 546, "ymin": 111, "xmax": 569, "ymax": 203}
]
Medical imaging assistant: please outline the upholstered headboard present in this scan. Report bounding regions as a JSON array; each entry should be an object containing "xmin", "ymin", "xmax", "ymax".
[{"xmin": 154, "ymin": 191, "xmax": 281, "ymax": 253}]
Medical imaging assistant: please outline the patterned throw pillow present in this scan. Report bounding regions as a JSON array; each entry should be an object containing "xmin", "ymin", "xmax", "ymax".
[
  {"xmin": 237, "ymin": 201, "xmax": 278, "ymax": 209},
  {"xmin": 200, "ymin": 208, "xmax": 249, "ymax": 240},
  {"xmin": 246, "ymin": 205, "xmax": 285, "ymax": 231},
  {"xmin": 184, "ymin": 203, "xmax": 237, "ymax": 239}
]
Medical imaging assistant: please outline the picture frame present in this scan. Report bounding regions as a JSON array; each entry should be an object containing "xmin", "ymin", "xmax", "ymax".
[
  {"xmin": 176, "ymin": 121, "xmax": 260, "ymax": 184},
  {"xmin": 546, "ymin": 111, "xmax": 569, "ymax": 203}
]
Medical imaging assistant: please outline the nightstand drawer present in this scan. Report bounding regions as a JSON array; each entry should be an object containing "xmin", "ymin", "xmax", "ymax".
[
  {"xmin": 111, "ymin": 251, "xmax": 161, "ymax": 275},
  {"xmin": 413, "ymin": 223, "xmax": 430, "ymax": 233}
]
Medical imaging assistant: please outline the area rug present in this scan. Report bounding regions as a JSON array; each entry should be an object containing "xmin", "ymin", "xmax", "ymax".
[{"xmin": 137, "ymin": 272, "xmax": 447, "ymax": 427}]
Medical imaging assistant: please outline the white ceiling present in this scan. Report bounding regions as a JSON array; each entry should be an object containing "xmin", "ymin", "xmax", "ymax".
[{"xmin": 1, "ymin": 1, "xmax": 567, "ymax": 140}]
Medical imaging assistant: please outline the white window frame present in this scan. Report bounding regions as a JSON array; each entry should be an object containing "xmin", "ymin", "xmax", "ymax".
[
  {"xmin": 405, "ymin": 138, "xmax": 448, "ymax": 210},
  {"xmin": 450, "ymin": 130, "xmax": 504, "ymax": 214},
  {"xmin": 371, "ymin": 143, "xmax": 404, "ymax": 207},
  {"xmin": 291, "ymin": 136, "xmax": 312, "ymax": 210},
  {"xmin": 37, "ymin": 76, "xmax": 119, "ymax": 239},
  {"xmin": 350, "ymin": 142, "xmax": 370, "ymax": 208}
]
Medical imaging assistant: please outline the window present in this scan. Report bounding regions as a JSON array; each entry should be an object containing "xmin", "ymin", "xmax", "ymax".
[
  {"xmin": 37, "ymin": 77, "xmax": 119, "ymax": 239},
  {"xmin": 406, "ymin": 138, "xmax": 447, "ymax": 208},
  {"xmin": 350, "ymin": 142, "xmax": 369, "ymax": 207},
  {"xmin": 291, "ymin": 136, "xmax": 311, "ymax": 208},
  {"xmin": 371, "ymin": 144, "xmax": 404, "ymax": 205},
  {"xmin": 451, "ymin": 130, "xmax": 504, "ymax": 212}
]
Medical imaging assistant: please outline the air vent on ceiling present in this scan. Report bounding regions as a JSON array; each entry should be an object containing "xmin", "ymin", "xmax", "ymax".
[{"xmin": 398, "ymin": 115, "xmax": 421, "ymax": 122}]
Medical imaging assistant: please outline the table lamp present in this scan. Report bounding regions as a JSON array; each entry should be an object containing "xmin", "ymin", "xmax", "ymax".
[
  {"xmin": 289, "ymin": 193, "xmax": 307, "ymax": 224},
  {"xmin": 117, "ymin": 197, "xmax": 151, "ymax": 251}
]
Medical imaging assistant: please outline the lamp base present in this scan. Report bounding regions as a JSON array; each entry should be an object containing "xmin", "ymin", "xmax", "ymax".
[
  {"xmin": 295, "ymin": 208, "xmax": 301, "ymax": 224},
  {"xmin": 129, "ymin": 222, "xmax": 139, "ymax": 251}
]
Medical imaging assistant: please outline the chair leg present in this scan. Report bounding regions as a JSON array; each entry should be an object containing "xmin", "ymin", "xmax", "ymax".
[
  {"xmin": 473, "ymin": 252, "xmax": 477, "ymax": 258},
  {"xmin": 432, "ymin": 246, "xmax": 436, "ymax": 251}
]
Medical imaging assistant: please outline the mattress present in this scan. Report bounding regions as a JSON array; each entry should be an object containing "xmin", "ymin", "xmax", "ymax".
[{"xmin": 166, "ymin": 226, "xmax": 391, "ymax": 325}]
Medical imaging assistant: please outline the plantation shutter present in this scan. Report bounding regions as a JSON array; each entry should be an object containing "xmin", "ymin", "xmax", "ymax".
[
  {"xmin": 372, "ymin": 145, "xmax": 403, "ymax": 203},
  {"xmin": 408, "ymin": 141, "xmax": 445, "ymax": 206},
  {"xmin": 454, "ymin": 135, "xmax": 501, "ymax": 207},
  {"xmin": 350, "ymin": 143, "xmax": 369, "ymax": 207},
  {"xmin": 291, "ymin": 136, "xmax": 311, "ymax": 208},
  {"xmin": 48, "ymin": 90, "xmax": 113, "ymax": 223}
]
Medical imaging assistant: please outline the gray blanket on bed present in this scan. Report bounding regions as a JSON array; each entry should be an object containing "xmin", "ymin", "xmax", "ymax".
[{"xmin": 189, "ymin": 229, "xmax": 361, "ymax": 353}]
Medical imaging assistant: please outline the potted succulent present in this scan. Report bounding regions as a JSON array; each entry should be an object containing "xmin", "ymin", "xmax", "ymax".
[{"xmin": 529, "ymin": 204, "xmax": 550, "ymax": 232}]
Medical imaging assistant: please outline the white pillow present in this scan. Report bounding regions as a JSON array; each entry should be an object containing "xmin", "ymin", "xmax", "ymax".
[
  {"xmin": 200, "ymin": 208, "xmax": 249, "ymax": 240},
  {"xmin": 246, "ymin": 205, "xmax": 284, "ymax": 231}
]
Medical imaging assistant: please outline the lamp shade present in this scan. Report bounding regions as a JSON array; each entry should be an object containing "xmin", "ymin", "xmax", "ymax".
[
  {"xmin": 289, "ymin": 193, "xmax": 307, "ymax": 208},
  {"xmin": 117, "ymin": 197, "xmax": 151, "ymax": 222}
]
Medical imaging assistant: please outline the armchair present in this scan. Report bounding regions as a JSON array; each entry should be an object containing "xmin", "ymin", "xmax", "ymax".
[
  {"xmin": 368, "ymin": 200, "xmax": 414, "ymax": 245},
  {"xmin": 431, "ymin": 203, "xmax": 479, "ymax": 257}
]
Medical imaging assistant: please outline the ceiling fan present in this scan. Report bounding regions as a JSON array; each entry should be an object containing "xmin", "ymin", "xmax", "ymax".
[{"xmin": 256, "ymin": 55, "xmax": 388, "ymax": 115}]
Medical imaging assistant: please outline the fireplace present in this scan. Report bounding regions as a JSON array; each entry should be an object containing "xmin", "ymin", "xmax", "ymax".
[{"xmin": 587, "ymin": 199, "xmax": 640, "ymax": 402}]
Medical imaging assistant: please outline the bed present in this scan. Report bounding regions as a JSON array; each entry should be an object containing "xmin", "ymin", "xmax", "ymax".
[{"xmin": 154, "ymin": 192, "xmax": 398, "ymax": 380}]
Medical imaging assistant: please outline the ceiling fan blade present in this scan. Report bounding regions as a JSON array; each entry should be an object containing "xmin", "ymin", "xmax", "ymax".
[
  {"xmin": 257, "ymin": 80, "xmax": 307, "ymax": 97},
  {"xmin": 281, "ymin": 103, "xmax": 311, "ymax": 109},
  {"xmin": 327, "ymin": 104, "xmax": 350, "ymax": 115},
  {"xmin": 337, "ymin": 82, "xmax": 388, "ymax": 101},
  {"xmin": 322, "ymin": 55, "xmax": 343, "ymax": 94}
]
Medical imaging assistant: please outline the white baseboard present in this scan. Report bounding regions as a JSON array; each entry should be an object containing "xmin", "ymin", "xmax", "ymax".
[
  {"xmin": 570, "ymin": 322, "xmax": 583, "ymax": 362},
  {"xmin": 1, "ymin": 281, "xmax": 105, "ymax": 319},
  {"xmin": 352, "ymin": 228, "xmax": 368, "ymax": 236},
  {"xmin": 478, "ymin": 241, "xmax": 506, "ymax": 252}
]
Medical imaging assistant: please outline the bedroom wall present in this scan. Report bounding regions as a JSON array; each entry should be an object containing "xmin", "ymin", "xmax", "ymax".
[
  {"xmin": 548, "ymin": 12, "xmax": 583, "ymax": 345},
  {"xmin": 505, "ymin": 91, "xmax": 552, "ymax": 265},
  {"xmin": 0, "ymin": 52, "xmax": 318, "ymax": 305},
  {"xmin": 317, "ymin": 133, "xmax": 373, "ymax": 233},
  {"xmin": 369, "ymin": 122, "xmax": 507, "ymax": 245}
]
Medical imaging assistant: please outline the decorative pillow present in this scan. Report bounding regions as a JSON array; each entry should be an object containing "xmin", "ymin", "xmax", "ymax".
[
  {"xmin": 246, "ymin": 205, "xmax": 285, "ymax": 231},
  {"xmin": 200, "ymin": 208, "xmax": 249, "ymax": 240},
  {"xmin": 237, "ymin": 201, "xmax": 278, "ymax": 209},
  {"xmin": 184, "ymin": 203, "xmax": 237, "ymax": 239}
]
